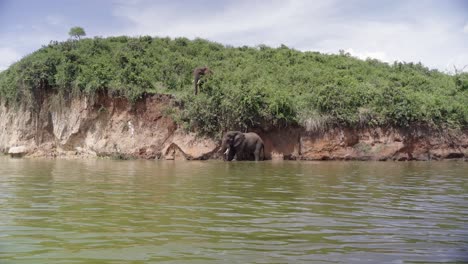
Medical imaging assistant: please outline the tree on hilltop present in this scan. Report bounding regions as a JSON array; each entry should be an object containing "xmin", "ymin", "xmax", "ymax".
[{"xmin": 69, "ymin": 26, "xmax": 86, "ymax": 40}]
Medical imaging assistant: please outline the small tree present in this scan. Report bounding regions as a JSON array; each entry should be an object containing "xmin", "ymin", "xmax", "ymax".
[{"xmin": 69, "ymin": 26, "xmax": 86, "ymax": 40}]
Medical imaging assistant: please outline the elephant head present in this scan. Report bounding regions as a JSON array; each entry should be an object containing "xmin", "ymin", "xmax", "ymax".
[
  {"xmin": 220, "ymin": 131, "xmax": 243, "ymax": 161},
  {"xmin": 220, "ymin": 131, "xmax": 264, "ymax": 161}
]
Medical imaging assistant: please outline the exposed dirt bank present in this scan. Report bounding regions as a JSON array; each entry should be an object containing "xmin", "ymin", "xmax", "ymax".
[{"xmin": 1, "ymin": 93, "xmax": 466, "ymax": 161}]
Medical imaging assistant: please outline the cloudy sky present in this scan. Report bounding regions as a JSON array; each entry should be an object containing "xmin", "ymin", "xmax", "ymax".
[{"xmin": 0, "ymin": 0, "xmax": 467, "ymax": 72}]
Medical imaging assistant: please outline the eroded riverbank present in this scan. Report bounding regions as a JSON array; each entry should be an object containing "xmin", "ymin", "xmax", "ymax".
[{"xmin": 1, "ymin": 93, "xmax": 467, "ymax": 161}]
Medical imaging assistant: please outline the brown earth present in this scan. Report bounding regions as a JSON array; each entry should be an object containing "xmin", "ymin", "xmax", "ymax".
[{"xmin": 0, "ymin": 92, "xmax": 466, "ymax": 161}]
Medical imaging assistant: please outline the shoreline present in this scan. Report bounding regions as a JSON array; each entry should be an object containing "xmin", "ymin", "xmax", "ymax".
[{"xmin": 2, "ymin": 155, "xmax": 466, "ymax": 162}]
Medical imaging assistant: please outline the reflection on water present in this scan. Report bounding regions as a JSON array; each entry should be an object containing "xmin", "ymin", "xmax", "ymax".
[{"xmin": 0, "ymin": 158, "xmax": 467, "ymax": 263}]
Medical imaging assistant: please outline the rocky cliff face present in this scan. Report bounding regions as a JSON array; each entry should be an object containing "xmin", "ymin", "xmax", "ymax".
[
  {"xmin": 0, "ymin": 93, "xmax": 217, "ymax": 160},
  {"xmin": 257, "ymin": 127, "xmax": 467, "ymax": 161},
  {"xmin": 1, "ymin": 93, "xmax": 466, "ymax": 161}
]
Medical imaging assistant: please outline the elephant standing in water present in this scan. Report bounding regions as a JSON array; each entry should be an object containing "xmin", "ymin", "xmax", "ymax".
[{"xmin": 220, "ymin": 131, "xmax": 265, "ymax": 161}]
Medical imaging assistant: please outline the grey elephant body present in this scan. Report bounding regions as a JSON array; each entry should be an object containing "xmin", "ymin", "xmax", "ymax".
[
  {"xmin": 221, "ymin": 131, "xmax": 265, "ymax": 161},
  {"xmin": 193, "ymin": 66, "xmax": 212, "ymax": 95}
]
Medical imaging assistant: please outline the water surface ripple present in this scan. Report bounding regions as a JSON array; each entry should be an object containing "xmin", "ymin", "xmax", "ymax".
[{"xmin": 0, "ymin": 158, "xmax": 467, "ymax": 263}]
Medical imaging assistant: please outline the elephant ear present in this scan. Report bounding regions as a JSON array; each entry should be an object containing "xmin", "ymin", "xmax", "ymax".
[{"xmin": 233, "ymin": 133, "xmax": 245, "ymax": 148}]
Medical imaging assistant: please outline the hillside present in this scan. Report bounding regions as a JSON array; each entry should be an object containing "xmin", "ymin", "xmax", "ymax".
[{"xmin": 0, "ymin": 36, "xmax": 467, "ymax": 136}]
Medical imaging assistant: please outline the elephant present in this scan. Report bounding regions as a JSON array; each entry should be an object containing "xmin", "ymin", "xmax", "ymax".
[
  {"xmin": 220, "ymin": 131, "xmax": 265, "ymax": 161},
  {"xmin": 193, "ymin": 66, "xmax": 212, "ymax": 95}
]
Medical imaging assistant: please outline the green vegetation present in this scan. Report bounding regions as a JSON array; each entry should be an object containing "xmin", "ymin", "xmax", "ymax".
[
  {"xmin": 68, "ymin": 26, "xmax": 86, "ymax": 40},
  {"xmin": 0, "ymin": 36, "xmax": 467, "ymax": 136}
]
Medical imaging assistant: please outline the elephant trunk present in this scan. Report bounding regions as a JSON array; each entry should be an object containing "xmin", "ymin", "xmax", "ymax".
[
  {"xmin": 220, "ymin": 144, "xmax": 236, "ymax": 161},
  {"xmin": 223, "ymin": 147, "xmax": 230, "ymax": 160},
  {"xmin": 220, "ymin": 139, "xmax": 228, "ymax": 160}
]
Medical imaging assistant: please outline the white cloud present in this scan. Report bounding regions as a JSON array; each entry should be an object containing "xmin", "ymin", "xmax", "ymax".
[
  {"xmin": 110, "ymin": 0, "xmax": 468, "ymax": 72},
  {"xmin": 345, "ymin": 48, "xmax": 388, "ymax": 62},
  {"xmin": 46, "ymin": 15, "xmax": 65, "ymax": 26},
  {"xmin": 0, "ymin": 47, "xmax": 22, "ymax": 72},
  {"xmin": 111, "ymin": 0, "xmax": 342, "ymax": 44},
  {"xmin": 0, "ymin": 1, "xmax": 466, "ymax": 72}
]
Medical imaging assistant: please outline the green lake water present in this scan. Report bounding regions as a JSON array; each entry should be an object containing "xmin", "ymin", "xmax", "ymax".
[{"xmin": 0, "ymin": 157, "xmax": 467, "ymax": 263}]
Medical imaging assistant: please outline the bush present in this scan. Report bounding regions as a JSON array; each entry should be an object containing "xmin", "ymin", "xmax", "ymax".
[{"xmin": 0, "ymin": 36, "xmax": 466, "ymax": 135}]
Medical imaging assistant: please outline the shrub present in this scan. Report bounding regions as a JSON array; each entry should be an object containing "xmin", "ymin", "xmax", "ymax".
[{"xmin": 0, "ymin": 36, "xmax": 466, "ymax": 135}]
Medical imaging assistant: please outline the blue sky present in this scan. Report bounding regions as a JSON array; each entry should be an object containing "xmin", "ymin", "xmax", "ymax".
[{"xmin": 0, "ymin": 0, "xmax": 467, "ymax": 72}]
